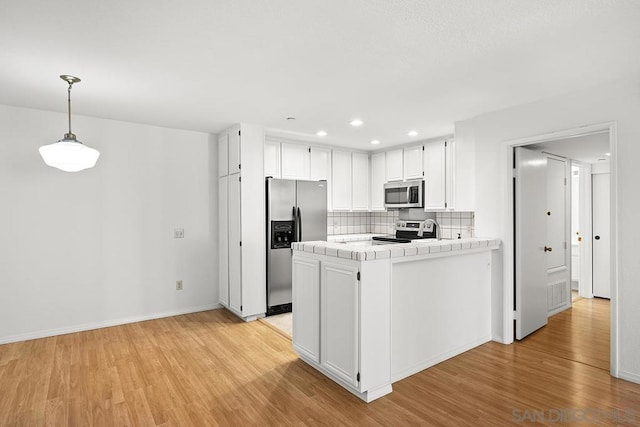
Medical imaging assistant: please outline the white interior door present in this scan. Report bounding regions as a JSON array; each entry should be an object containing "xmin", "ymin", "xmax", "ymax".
[
  {"xmin": 515, "ymin": 147, "xmax": 548, "ymax": 340},
  {"xmin": 592, "ymin": 173, "xmax": 611, "ymax": 298}
]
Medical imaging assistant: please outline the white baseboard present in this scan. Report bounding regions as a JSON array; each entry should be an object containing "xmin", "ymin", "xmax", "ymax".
[
  {"xmin": 0, "ymin": 303, "xmax": 222, "ymax": 345},
  {"xmin": 618, "ymin": 369, "xmax": 640, "ymax": 385}
]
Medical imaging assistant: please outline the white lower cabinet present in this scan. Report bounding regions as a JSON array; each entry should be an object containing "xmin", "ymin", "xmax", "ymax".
[
  {"xmin": 292, "ymin": 253, "xmax": 391, "ymax": 402},
  {"xmin": 321, "ymin": 262, "xmax": 360, "ymax": 387},
  {"xmin": 292, "ymin": 257, "xmax": 321, "ymax": 363}
]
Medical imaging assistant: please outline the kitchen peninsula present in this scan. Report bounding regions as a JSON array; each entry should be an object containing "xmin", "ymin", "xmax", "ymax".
[{"xmin": 292, "ymin": 238, "xmax": 501, "ymax": 402}]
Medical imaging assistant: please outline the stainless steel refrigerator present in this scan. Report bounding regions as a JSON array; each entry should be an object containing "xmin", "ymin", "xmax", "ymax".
[{"xmin": 266, "ymin": 178, "xmax": 327, "ymax": 315}]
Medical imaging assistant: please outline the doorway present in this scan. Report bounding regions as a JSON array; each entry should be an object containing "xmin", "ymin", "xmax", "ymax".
[{"xmin": 504, "ymin": 122, "xmax": 618, "ymax": 376}]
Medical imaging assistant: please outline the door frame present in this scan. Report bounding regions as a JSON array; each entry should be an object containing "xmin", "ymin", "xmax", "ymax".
[
  {"xmin": 571, "ymin": 160, "xmax": 594, "ymax": 299},
  {"xmin": 502, "ymin": 121, "xmax": 618, "ymax": 377}
]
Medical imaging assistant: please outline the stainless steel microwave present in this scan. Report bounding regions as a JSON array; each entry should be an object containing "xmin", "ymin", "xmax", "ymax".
[{"xmin": 384, "ymin": 180, "xmax": 424, "ymax": 209}]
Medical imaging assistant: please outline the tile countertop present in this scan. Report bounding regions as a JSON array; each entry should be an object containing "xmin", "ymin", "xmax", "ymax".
[
  {"xmin": 292, "ymin": 238, "xmax": 501, "ymax": 261},
  {"xmin": 327, "ymin": 233, "xmax": 387, "ymax": 242}
]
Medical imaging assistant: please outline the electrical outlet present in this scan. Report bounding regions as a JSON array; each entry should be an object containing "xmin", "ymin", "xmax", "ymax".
[
  {"xmin": 176, "ymin": 280, "xmax": 183, "ymax": 290},
  {"xmin": 174, "ymin": 228, "xmax": 184, "ymax": 238}
]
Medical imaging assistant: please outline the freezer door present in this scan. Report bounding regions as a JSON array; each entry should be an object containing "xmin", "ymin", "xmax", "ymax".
[
  {"xmin": 266, "ymin": 178, "xmax": 296, "ymax": 221},
  {"xmin": 296, "ymin": 180, "xmax": 328, "ymax": 241}
]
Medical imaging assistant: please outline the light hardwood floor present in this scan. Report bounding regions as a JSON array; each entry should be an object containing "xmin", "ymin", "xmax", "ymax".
[{"xmin": 1, "ymin": 300, "xmax": 638, "ymax": 426}]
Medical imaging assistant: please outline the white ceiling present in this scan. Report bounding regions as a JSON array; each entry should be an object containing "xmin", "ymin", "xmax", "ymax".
[
  {"xmin": 530, "ymin": 131, "xmax": 610, "ymax": 164},
  {"xmin": 1, "ymin": 1, "xmax": 639, "ymax": 150}
]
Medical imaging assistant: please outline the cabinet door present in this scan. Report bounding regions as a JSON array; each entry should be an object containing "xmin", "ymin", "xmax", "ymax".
[
  {"xmin": 445, "ymin": 139, "xmax": 455, "ymax": 209},
  {"xmin": 403, "ymin": 146, "xmax": 423, "ymax": 180},
  {"xmin": 424, "ymin": 140, "xmax": 446, "ymax": 210},
  {"xmin": 352, "ymin": 152, "xmax": 370, "ymax": 211},
  {"xmin": 218, "ymin": 133, "xmax": 228, "ymax": 177},
  {"xmin": 219, "ymin": 176, "xmax": 229, "ymax": 306},
  {"xmin": 370, "ymin": 152, "xmax": 386, "ymax": 211},
  {"xmin": 331, "ymin": 150, "xmax": 352, "ymax": 211},
  {"xmin": 264, "ymin": 140, "xmax": 281, "ymax": 178},
  {"xmin": 281, "ymin": 143, "xmax": 310, "ymax": 179},
  {"xmin": 310, "ymin": 146, "xmax": 332, "ymax": 210},
  {"xmin": 228, "ymin": 174, "xmax": 242, "ymax": 313},
  {"xmin": 309, "ymin": 146, "xmax": 331, "ymax": 180},
  {"xmin": 321, "ymin": 262, "xmax": 359, "ymax": 388},
  {"xmin": 292, "ymin": 256, "xmax": 321, "ymax": 363},
  {"xmin": 386, "ymin": 149, "xmax": 403, "ymax": 182},
  {"xmin": 228, "ymin": 129, "xmax": 241, "ymax": 175}
]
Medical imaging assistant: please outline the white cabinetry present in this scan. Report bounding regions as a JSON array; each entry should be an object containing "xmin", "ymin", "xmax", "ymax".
[
  {"xmin": 219, "ymin": 176, "xmax": 229, "ymax": 306},
  {"xmin": 292, "ymin": 257, "xmax": 320, "ymax": 363},
  {"xmin": 370, "ymin": 152, "xmax": 386, "ymax": 211},
  {"xmin": 403, "ymin": 146, "xmax": 423, "ymax": 180},
  {"xmin": 331, "ymin": 150, "xmax": 352, "ymax": 211},
  {"xmin": 218, "ymin": 124, "xmax": 266, "ymax": 321},
  {"xmin": 218, "ymin": 133, "xmax": 228, "ymax": 177},
  {"xmin": 264, "ymin": 140, "xmax": 281, "ymax": 178},
  {"xmin": 281, "ymin": 143, "xmax": 310, "ymax": 179},
  {"xmin": 292, "ymin": 253, "xmax": 392, "ymax": 402},
  {"xmin": 386, "ymin": 149, "xmax": 403, "ymax": 182},
  {"xmin": 310, "ymin": 146, "xmax": 331, "ymax": 181},
  {"xmin": 351, "ymin": 152, "xmax": 370, "ymax": 211},
  {"xmin": 321, "ymin": 262, "xmax": 360, "ymax": 387},
  {"xmin": 423, "ymin": 139, "xmax": 455, "ymax": 210}
]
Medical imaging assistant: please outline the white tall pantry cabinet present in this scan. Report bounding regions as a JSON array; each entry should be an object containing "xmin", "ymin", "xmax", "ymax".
[{"xmin": 218, "ymin": 124, "xmax": 266, "ymax": 321}]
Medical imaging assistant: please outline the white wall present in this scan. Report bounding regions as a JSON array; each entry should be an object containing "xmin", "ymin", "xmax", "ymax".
[
  {"xmin": 0, "ymin": 104, "xmax": 218, "ymax": 343},
  {"xmin": 455, "ymin": 75, "xmax": 640, "ymax": 383}
]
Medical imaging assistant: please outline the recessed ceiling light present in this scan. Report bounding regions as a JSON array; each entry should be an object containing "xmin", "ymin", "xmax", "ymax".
[
  {"xmin": 370, "ymin": 140, "xmax": 380, "ymax": 145},
  {"xmin": 350, "ymin": 119, "xmax": 363, "ymax": 127},
  {"xmin": 408, "ymin": 130, "xmax": 418, "ymax": 137},
  {"xmin": 316, "ymin": 130, "xmax": 327, "ymax": 137},
  {"xmin": 605, "ymin": 152, "xmax": 611, "ymax": 156}
]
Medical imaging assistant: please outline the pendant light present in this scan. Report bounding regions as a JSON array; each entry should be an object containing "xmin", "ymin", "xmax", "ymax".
[{"xmin": 39, "ymin": 75, "xmax": 100, "ymax": 172}]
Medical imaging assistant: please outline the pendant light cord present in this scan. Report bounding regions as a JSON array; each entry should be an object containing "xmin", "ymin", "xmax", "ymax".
[{"xmin": 67, "ymin": 81, "xmax": 73, "ymax": 135}]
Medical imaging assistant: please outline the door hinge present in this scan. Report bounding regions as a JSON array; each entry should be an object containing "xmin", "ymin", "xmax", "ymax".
[
  {"xmin": 512, "ymin": 168, "xmax": 518, "ymax": 178},
  {"xmin": 513, "ymin": 310, "xmax": 519, "ymax": 321},
  {"xmin": 239, "ymin": 176, "xmax": 242, "ymax": 182},
  {"xmin": 238, "ymin": 130, "xmax": 241, "ymax": 136},
  {"xmin": 239, "ymin": 163, "xmax": 241, "ymax": 170},
  {"xmin": 445, "ymin": 140, "xmax": 448, "ymax": 147},
  {"xmin": 564, "ymin": 177, "xmax": 567, "ymax": 186},
  {"xmin": 357, "ymin": 272, "xmax": 361, "ymax": 281},
  {"xmin": 422, "ymin": 171, "xmax": 424, "ymax": 176},
  {"xmin": 422, "ymin": 146, "xmax": 425, "ymax": 151},
  {"xmin": 240, "ymin": 305, "xmax": 243, "ymax": 311},
  {"xmin": 308, "ymin": 147, "xmax": 311, "ymax": 153},
  {"xmin": 564, "ymin": 241, "xmax": 567, "ymax": 249},
  {"xmin": 445, "ymin": 202, "xmax": 448, "ymax": 208},
  {"xmin": 239, "ymin": 241, "xmax": 242, "ymax": 246},
  {"xmin": 356, "ymin": 372, "xmax": 360, "ymax": 382}
]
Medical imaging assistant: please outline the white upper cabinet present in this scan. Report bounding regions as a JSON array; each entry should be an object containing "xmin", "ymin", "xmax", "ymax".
[
  {"xmin": 309, "ymin": 146, "xmax": 331, "ymax": 181},
  {"xmin": 370, "ymin": 152, "xmax": 386, "ymax": 211},
  {"xmin": 228, "ymin": 129, "xmax": 241, "ymax": 175},
  {"xmin": 218, "ymin": 133, "xmax": 229, "ymax": 177},
  {"xmin": 386, "ymin": 149, "xmax": 403, "ymax": 182},
  {"xmin": 264, "ymin": 140, "xmax": 281, "ymax": 178},
  {"xmin": 403, "ymin": 146, "xmax": 423, "ymax": 180},
  {"xmin": 351, "ymin": 152, "xmax": 370, "ymax": 211},
  {"xmin": 281, "ymin": 143, "xmax": 310, "ymax": 179},
  {"xmin": 423, "ymin": 139, "xmax": 456, "ymax": 210},
  {"xmin": 331, "ymin": 150, "xmax": 352, "ymax": 211}
]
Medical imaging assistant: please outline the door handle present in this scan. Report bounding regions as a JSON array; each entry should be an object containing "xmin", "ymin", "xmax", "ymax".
[
  {"xmin": 544, "ymin": 246, "xmax": 553, "ymax": 252},
  {"xmin": 297, "ymin": 207, "xmax": 302, "ymax": 242},
  {"xmin": 292, "ymin": 206, "xmax": 298, "ymax": 242},
  {"xmin": 595, "ymin": 235, "xmax": 601, "ymax": 240}
]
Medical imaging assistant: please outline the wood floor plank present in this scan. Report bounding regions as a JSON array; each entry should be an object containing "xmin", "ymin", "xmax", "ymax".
[{"xmin": 0, "ymin": 300, "xmax": 639, "ymax": 426}]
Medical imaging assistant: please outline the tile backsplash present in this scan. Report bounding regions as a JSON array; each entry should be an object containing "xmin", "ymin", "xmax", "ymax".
[
  {"xmin": 327, "ymin": 211, "xmax": 475, "ymax": 238},
  {"xmin": 327, "ymin": 211, "xmax": 399, "ymax": 235},
  {"xmin": 436, "ymin": 212, "xmax": 475, "ymax": 239}
]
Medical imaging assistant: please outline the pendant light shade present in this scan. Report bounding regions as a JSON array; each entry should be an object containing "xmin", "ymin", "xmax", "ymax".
[{"xmin": 39, "ymin": 75, "xmax": 100, "ymax": 172}]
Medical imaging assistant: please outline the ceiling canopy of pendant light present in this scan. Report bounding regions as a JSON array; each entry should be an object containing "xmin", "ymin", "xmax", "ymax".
[{"xmin": 39, "ymin": 75, "xmax": 100, "ymax": 172}]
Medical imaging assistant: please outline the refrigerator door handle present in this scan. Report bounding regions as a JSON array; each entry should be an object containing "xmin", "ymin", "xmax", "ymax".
[
  {"xmin": 292, "ymin": 206, "xmax": 298, "ymax": 242},
  {"xmin": 297, "ymin": 207, "xmax": 302, "ymax": 242}
]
